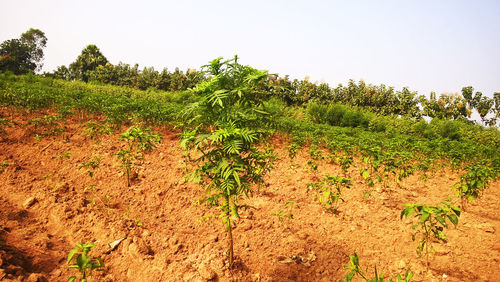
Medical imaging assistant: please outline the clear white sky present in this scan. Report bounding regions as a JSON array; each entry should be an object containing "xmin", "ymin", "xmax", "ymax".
[{"xmin": 1, "ymin": 0, "xmax": 499, "ymax": 98}]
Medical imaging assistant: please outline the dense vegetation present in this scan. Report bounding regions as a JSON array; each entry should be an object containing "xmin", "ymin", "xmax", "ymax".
[{"xmin": 1, "ymin": 28, "xmax": 500, "ymax": 279}]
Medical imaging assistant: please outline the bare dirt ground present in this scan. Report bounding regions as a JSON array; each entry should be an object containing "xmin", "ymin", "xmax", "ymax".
[{"xmin": 0, "ymin": 107, "xmax": 499, "ymax": 281}]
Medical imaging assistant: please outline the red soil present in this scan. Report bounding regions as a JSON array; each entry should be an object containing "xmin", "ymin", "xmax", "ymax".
[{"xmin": 0, "ymin": 107, "xmax": 499, "ymax": 281}]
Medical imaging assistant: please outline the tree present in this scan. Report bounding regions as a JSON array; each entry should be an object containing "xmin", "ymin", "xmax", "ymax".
[
  {"xmin": 69, "ymin": 44, "xmax": 108, "ymax": 82},
  {"xmin": 0, "ymin": 28, "xmax": 47, "ymax": 74},
  {"xmin": 19, "ymin": 28, "xmax": 47, "ymax": 72},
  {"xmin": 181, "ymin": 56, "xmax": 276, "ymax": 268}
]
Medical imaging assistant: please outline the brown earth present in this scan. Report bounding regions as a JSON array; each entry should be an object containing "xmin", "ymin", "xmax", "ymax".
[{"xmin": 0, "ymin": 107, "xmax": 499, "ymax": 281}]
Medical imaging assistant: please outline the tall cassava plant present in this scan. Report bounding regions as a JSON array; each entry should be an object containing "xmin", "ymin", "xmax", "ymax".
[{"xmin": 180, "ymin": 56, "xmax": 275, "ymax": 268}]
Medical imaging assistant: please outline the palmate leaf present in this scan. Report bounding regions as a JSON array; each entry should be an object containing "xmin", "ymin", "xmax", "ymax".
[
  {"xmin": 223, "ymin": 139, "xmax": 243, "ymax": 154},
  {"xmin": 208, "ymin": 89, "xmax": 229, "ymax": 108}
]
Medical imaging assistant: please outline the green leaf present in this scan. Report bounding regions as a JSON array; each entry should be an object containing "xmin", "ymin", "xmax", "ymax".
[
  {"xmin": 67, "ymin": 248, "xmax": 79, "ymax": 264},
  {"xmin": 68, "ymin": 276, "xmax": 76, "ymax": 282},
  {"xmin": 446, "ymin": 214, "xmax": 459, "ymax": 226}
]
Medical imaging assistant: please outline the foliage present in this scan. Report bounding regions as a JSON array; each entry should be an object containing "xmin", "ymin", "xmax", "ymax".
[
  {"xmin": 271, "ymin": 200, "xmax": 297, "ymax": 227},
  {"xmin": 400, "ymin": 201, "xmax": 460, "ymax": 269},
  {"xmin": 79, "ymin": 155, "xmax": 102, "ymax": 178},
  {"xmin": 69, "ymin": 45, "xmax": 108, "ymax": 82},
  {"xmin": 67, "ymin": 243, "xmax": 104, "ymax": 282},
  {"xmin": 0, "ymin": 117, "xmax": 13, "ymax": 138},
  {"xmin": 345, "ymin": 253, "xmax": 413, "ymax": 282},
  {"xmin": 0, "ymin": 161, "xmax": 8, "ymax": 173},
  {"xmin": 307, "ymin": 175, "xmax": 351, "ymax": 213},
  {"xmin": 0, "ymin": 28, "xmax": 47, "ymax": 74},
  {"xmin": 180, "ymin": 56, "xmax": 275, "ymax": 267},
  {"xmin": 454, "ymin": 162, "xmax": 497, "ymax": 206},
  {"xmin": 82, "ymin": 121, "xmax": 113, "ymax": 141},
  {"xmin": 30, "ymin": 115, "xmax": 65, "ymax": 136},
  {"xmin": 115, "ymin": 126, "xmax": 161, "ymax": 187}
]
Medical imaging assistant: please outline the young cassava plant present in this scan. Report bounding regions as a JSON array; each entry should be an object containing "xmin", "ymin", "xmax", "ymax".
[
  {"xmin": 344, "ymin": 253, "xmax": 414, "ymax": 282},
  {"xmin": 114, "ymin": 126, "xmax": 161, "ymax": 187},
  {"xmin": 400, "ymin": 201, "xmax": 460, "ymax": 270},
  {"xmin": 67, "ymin": 243, "xmax": 104, "ymax": 282},
  {"xmin": 180, "ymin": 56, "xmax": 275, "ymax": 268},
  {"xmin": 307, "ymin": 174, "xmax": 351, "ymax": 213}
]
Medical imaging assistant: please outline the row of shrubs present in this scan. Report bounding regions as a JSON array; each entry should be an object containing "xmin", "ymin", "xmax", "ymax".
[{"xmin": 304, "ymin": 101, "xmax": 500, "ymax": 147}]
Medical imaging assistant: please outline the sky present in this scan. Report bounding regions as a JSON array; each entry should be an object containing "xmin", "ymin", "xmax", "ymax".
[{"xmin": 1, "ymin": 0, "xmax": 500, "ymax": 98}]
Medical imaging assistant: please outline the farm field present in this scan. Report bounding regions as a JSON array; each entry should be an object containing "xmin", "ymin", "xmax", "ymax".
[{"xmin": 0, "ymin": 106, "xmax": 499, "ymax": 281}]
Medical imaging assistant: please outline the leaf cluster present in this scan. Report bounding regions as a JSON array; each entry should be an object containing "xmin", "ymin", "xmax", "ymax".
[
  {"xmin": 67, "ymin": 243, "xmax": 104, "ymax": 282},
  {"xmin": 307, "ymin": 174, "xmax": 351, "ymax": 213},
  {"xmin": 400, "ymin": 201, "xmax": 460, "ymax": 259},
  {"xmin": 345, "ymin": 253, "xmax": 413, "ymax": 282}
]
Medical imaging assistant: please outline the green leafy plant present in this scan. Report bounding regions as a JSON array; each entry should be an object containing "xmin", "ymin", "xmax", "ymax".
[
  {"xmin": 271, "ymin": 200, "xmax": 297, "ymax": 227},
  {"xmin": 114, "ymin": 126, "xmax": 161, "ymax": 187},
  {"xmin": 180, "ymin": 56, "xmax": 275, "ymax": 268},
  {"xmin": 67, "ymin": 243, "xmax": 104, "ymax": 282},
  {"xmin": 82, "ymin": 121, "xmax": 113, "ymax": 141},
  {"xmin": 83, "ymin": 185, "xmax": 112, "ymax": 215},
  {"xmin": 30, "ymin": 115, "xmax": 65, "ymax": 136},
  {"xmin": 337, "ymin": 153, "xmax": 354, "ymax": 176},
  {"xmin": 454, "ymin": 162, "xmax": 496, "ymax": 208},
  {"xmin": 307, "ymin": 144, "xmax": 324, "ymax": 171},
  {"xmin": 286, "ymin": 143, "xmax": 301, "ymax": 168},
  {"xmin": 58, "ymin": 151, "xmax": 72, "ymax": 159},
  {"xmin": 345, "ymin": 253, "xmax": 413, "ymax": 282},
  {"xmin": 400, "ymin": 201, "xmax": 460, "ymax": 269},
  {"xmin": 79, "ymin": 155, "xmax": 102, "ymax": 178},
  {"xmin": 0, "ymin": 161, "xmax": 8, "ymax": 173},
  {"xmin": 307, "ymin": 174, "xmax": 351, "ymax": 213},
  {"xmin": 0, "ymin": 118, "xmax": 13, "ymax": 139}
]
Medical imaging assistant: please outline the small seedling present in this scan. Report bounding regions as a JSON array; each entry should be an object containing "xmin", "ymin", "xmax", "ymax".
[
  {"xmin": 67, "ymin": 243, "xmax": 104, "ymax": 282},
  {"xmin": 0, "ymin": 161, "xmax": 8, "ymax": 173},
  {"xmin": 114, "ymin": 126, "xmax": 161, "ymax": 187},
  {"xmin": 344, "ymin": 253, "xmax": 413, "ymax": 282},
  {"xmin": 79, "ymin": 155, "xmax": 102, "ymax": 178},
  {"xmin": 83, "ymin": 185, "xmax": 112, "ymax": 215},
  {"xmin": 307, "ymin": 175, "xmax": 351, "ymax": 213},
  {"xmin": 271, "ymin": 200, "xmax": 298, "ymax": 228},
  {"xmin": 453, "ymin": 163, "xmax": 495, "ymax": 208},
  {"xmin": 400, "ymin": 201, "xmax": 460, "ymax": 270},
  {"xmin": 0, "ymin": 118, "xmax": 13, "ymax": 139},
  {"xmin": 307, "ymin": 144, "xmax": 324, "ymax": 171},
  {"xmin": 30, "ymin": 115, "xmax": 65, "ymax": 136},
  {"xmin": 337, "ymin": 154, "xmax": 354, "ymax": 177},
  {"xmin": 58, "ymin": 152, "xmax": 72, "ymax": 159},
  {"xmin": 82, "ymin": 121, "xmax": 113, "ymax": 142}
]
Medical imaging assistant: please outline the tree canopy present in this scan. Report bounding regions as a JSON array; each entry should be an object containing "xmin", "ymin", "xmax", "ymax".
[{"xmin": 0, "ymin": 28, "xmax": 47, "ymax": 74}]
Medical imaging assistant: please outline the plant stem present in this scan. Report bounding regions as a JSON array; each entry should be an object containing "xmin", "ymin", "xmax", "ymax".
[{"xmin": 227, "ymin": 213, "xmax": 234, "ymax": 269}]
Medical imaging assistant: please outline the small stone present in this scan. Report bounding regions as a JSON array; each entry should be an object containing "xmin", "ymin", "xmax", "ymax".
[
  {"xmin": 397, "ymin": 259, "xmax": 406, "ymax": 269},
  {"xmin": 198, "ymin": 263, "xmax": 216, "ymax": 281},
  {"xmin": 23, "ymin": 197, "xmax": 37, "ymax": 209},
  {"xmin": 109, "ymin": 238, "xmax": 125, "ymax": 251},
  {"xmin": 442, "ymin": 273, "xmax": 448, "ymax": 278}
]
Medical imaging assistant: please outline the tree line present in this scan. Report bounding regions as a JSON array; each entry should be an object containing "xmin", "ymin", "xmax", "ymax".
[{"xmin": 1, "ymin": 28, "xmax": 499, "ymax": 126}]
